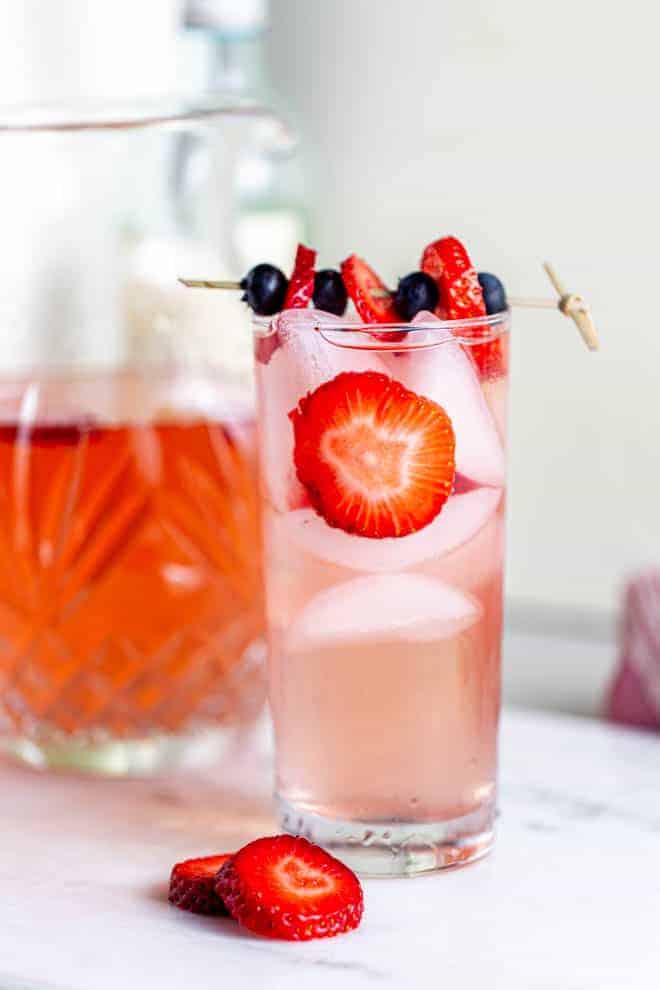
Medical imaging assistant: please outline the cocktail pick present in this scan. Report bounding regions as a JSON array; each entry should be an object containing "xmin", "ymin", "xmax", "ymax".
[
  {"xmin": 540, "ymin": 261, "xmax": 599, "ymax": 351},
  {"xmin": 178, "ymin": 262, "xmax": 599, "ymax": 352},
  {"xmin": 508, "ymin": 264, "xmax": 599, "ymax": 349},
  {"xmin": 179, "ymin": 279, "xmax": 243, "ymax": 290}
]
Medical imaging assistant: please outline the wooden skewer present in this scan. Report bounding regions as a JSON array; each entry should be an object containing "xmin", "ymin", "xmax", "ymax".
[
  {"xmin": 179, "ymin": 277, "xmax": 559, "ymax": 310},
  {"xmin": 178, "ymin": 263, "xmax": 599, "ymax": 352},
  {"xmin": 179, "ymin": 278, "xmax": 242, "ymax": 290},
  {"xmin": 507, "ymin": 296, "xmax": 556, "ymax": 309},
  {"xmin": 543, "ymin": 261, "xmax": 599, "ymax": 351}
]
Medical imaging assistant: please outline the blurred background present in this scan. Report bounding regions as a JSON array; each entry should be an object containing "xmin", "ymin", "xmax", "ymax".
[{"xmin": 1, "ymin": 0, "xmax": 656, "ymax": 721}]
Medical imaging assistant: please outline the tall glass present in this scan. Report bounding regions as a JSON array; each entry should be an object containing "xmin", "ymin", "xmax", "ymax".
[
  {"xmin": 0, "ymin": 100, "xmax": 281, "ymax": 773},
  {"xmin": 255, "ymin": 309, "xmax": 510, "ymax": 876}
]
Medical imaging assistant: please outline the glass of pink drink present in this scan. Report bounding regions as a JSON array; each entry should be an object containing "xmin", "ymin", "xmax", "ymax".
[{"xmin": 255, "ymin": 306, "xmax": 509, "ymax": 876}]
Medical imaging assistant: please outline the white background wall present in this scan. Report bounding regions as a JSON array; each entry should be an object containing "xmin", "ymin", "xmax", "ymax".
[
  {"xmin": 268, "ymin": 0, "xmax": 660, "ymax": 624},
  {"xmin": 0, "ymin": 0, "xmax": 183, "ymax": 103}
]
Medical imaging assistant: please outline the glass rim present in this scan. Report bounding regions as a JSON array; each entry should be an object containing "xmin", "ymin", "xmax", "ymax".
[
  {"xmin": 254, "ymin": 309, "xmax": 510, "ymax": 348},
  {"xmin": 313, "ymin": 311, "xmax": 509, "ymax": 334},
  {"xmin": 0, "ymin": 94, "xmax": 283, "ymax": 134}
]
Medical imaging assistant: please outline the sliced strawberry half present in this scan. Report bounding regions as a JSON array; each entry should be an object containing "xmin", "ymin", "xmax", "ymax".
[
  {"xmin": 290, "ymin": 370, "xmax": 455, "ymax": 539},
  {"xmin": 168, "ymin": 854, "xmax": 232, "ymax": 915},
  {"xmin": 341, "ymin": 254, "xmax": 399, "ymax": 323},
  {"xmin": 340, "ymin": 254, "xmax": 406, "ymax": 341},
  {"xmin": 284, "ymin": 243, "xmax": 316, "ymax": 309},
  {"xmin": 421, "ymin": 236, "xmax": 505, "ymax": 380},
  {"xmin": 421, "ymin": 236, "xmax": 486, "ymax": 322},
  {"xmin": 216, "ymin": 835, "xmax": 363, "ymax": 941}
]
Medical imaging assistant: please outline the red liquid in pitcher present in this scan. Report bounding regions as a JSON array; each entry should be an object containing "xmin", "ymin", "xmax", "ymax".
[{"xmin": 0, "ymin": 399, "xmax": 264, "ymax": 740}]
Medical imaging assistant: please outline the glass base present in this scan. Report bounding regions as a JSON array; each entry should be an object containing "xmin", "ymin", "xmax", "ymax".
[
  {"xmin": 278, "ymin": 796, "xmax": 495, "ymax": 877},
  {"xmin": 3, "ymin": 726, "xmax": 240, "ymax": 776}
]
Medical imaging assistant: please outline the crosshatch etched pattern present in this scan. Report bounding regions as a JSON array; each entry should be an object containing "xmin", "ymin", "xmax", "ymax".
[{"xmin": 0, "ymin": 413, "xmax": 265, "ymax": 740}]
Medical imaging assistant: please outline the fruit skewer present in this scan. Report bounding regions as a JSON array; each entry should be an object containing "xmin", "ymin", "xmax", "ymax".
[{"xmin": 179, "ymin": 252, "xmax": 598, "ymax": 351}]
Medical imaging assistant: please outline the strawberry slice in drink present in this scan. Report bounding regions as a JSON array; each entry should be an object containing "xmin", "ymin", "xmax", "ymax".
[
  {"xmin": 290, "ymin": 370, "xmax": 455, "ymax": 539},
  {"xmin": 256, "ymin": 309, "xmax": 389, "ymax": 512},
  {"xmin": 284, "ymin": 243, "xmax": 316, "ymax": 309},
  {"xmin": 421, "ymin": 236, "xmax": 505, "ymax": 380}
]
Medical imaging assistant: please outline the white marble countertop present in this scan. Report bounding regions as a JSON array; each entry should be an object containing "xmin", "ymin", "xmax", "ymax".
[{"xmin": 2, "ymin": 707, "xmax": 659, "ymax": 990}]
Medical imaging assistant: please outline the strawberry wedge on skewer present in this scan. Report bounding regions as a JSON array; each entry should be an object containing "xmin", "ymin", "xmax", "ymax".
[
  {"xmin": 421, "ymin": 235, "xmax": 505, "ymax": 380},
  {"xmin": 341, "ymin": 254, "xmax": 399, "ymax": 323},
  {"xmin": 284, "ymin": 243, "xmax": 317, "ymax": 309},
  {"xmin": 341, "ymin": 254, "xmax": 406, "ymax": 342}
]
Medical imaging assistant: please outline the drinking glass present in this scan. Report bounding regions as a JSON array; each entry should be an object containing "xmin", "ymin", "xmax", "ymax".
[
  {"xmin": 0, "ymin": 100, "xmax": 278, "ymax": 773},
  {"xmin": 254, "ymin": 308, "xmax": 510, "ymax": 876}
]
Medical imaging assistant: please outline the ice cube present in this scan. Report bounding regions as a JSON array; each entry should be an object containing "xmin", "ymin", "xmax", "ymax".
[
  {"xmin": 424, "ymin": 498, "xmax": 506, "ymax": 591},
  {"xmin": 279, "ymin": 487, "xmax": 503, "ymax": 573},
  {"xmin": 286, "ymin": 573, "xmax": 482, "ymax": 653},
  {"xmin": 380, "ymin": 312, "xmax": 505, "ymax": 487},
  {"xmin": 255, "ymin": 309, "xmax": 388, "ymax": 512}
]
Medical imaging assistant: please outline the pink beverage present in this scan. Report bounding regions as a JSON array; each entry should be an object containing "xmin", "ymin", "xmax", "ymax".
[{"xmin": 255, "ymin": 306, "xmax": 509, "ymax": 876}]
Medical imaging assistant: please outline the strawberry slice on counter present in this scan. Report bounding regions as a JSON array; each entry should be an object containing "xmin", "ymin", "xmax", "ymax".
[
  {"xmin": 283, "ymin": 243, "xmax": 317, "ymax": 309},
  {"xmin": 290, "ymin": 370, "xmax": 455, "ymax": 539},
  {"xmin": 421, "ymin": 235, "xmax": 505, "ymax": 380},
  {"xmin": 168, "ymin": 854, "xmax": 233, "ymax": 915},
  {"xmin": 340, "ymin": 254, "xmax": 407, "ymax": 341},
  {"xmin": 216, "ymin": 835, "xmax": 363, "ymax": 941}
]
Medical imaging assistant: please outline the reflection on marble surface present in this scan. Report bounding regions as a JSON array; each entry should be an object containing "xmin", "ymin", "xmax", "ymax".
[{"xmin": 2, "ymin": 708, "xmax": 660, "ymax": 989}]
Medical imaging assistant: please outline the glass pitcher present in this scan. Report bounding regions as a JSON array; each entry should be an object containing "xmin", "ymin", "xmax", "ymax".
[{"xmin": 0, "ymin": 99, "xmax": 284, "ymax": 774}]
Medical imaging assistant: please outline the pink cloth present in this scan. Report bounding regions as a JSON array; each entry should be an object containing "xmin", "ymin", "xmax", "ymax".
[{"xmin": 606, "ymin": 571, "xmax": 660, "ymax": 730}]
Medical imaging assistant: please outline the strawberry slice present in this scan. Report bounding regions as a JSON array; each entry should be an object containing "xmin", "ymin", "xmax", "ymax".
[
  {"xmin": 284, "ymin": 243, "xmax": 316, "ymax": 309},
  {"xmin": 421, "ymin": 236, "xmax": 505, "ymax": 380},
  {"xmin": 168, "ymin": 854, "xmax": 232, "ymax": 915},
  {"xmin": 215, "ymin": 835, "xmax": 363, "ymax": 941},
  {"xmin": 341, "ymin": 254, "xmax": 398, "ymax": 323},
  {"xmin": 290, "ymin": 370, "xmax": 455, "ymax": 539},
  {"xmin": 341, "ymin": 255, "xmax": 406, "ymax": 341},
  {"xmin": 421, "ymin": 236, "xmax": 486, "ymax": 322}
]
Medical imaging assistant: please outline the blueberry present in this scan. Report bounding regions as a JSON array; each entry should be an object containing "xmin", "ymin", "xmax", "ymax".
[
  {"xmin": 313, "ymin": 269, "xmax": 348, "ymax": 316},
  {"xmin": 240, "ymin": 263, "xmax": 288, "ymax": 316},
  {"xmin": 393, "ymin": 271, "xmax": 439, "ymax": 321},
  {"xmin": 477, "ymin": 272, "xmax": 507, "ymax": 315}
]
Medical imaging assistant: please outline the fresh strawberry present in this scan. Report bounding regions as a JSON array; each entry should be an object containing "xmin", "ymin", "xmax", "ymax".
[
  {"xmin": 421, "ymin": 236, "xmax": 505, "ymax": 380},
  {"xmin": 290, "ymin": 371, "xmax": 455, "ymax": 539},
  {"xmin": 216, "ymin": 835, "xmax": 363, "ymax": 941},
  {"xmin": 340, "ymin": 254, "xmax": 399, "ymax": 323},
  {"xmin": 421, "ymin": 236, "xmax": 486, "ymax": 322},
  {"xmin": 284, "ymin": 244, "xmax": 316, "ymax": 309},
  {"xmin": 168, "ymin": 854, "xmax": 232, "ymax": 915}
]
